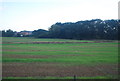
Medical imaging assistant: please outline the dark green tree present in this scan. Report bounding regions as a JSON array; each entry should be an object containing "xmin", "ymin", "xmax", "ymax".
[{"xmin": 32, "ymin": 29, "xmax": 49, "ymax": 38}]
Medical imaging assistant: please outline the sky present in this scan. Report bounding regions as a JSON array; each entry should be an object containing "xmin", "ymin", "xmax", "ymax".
[{"xmin": 0, "ymin": 0, "xmax": 119, "ymax": 31}]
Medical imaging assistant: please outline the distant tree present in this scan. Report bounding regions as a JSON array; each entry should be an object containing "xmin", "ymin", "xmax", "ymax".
[
  {"xmin": 1, "ymin": 29, "xmax": 15, "ymax": 37},
  {"xmin": 1, "ymin": 30, "xmax": 6, "ymax": 37},
  {"xmin": 49, "ymin": 23, "xmax": 63, "ymax": 38},
  {"xmin": 48, "ymin": 19, "xmax": 119, "ymax": 40},
  {"xmin": 32, "ymin": 29, "xmax": 49, "ymax": 38},
  {"xmin": 5, "ymin": 29, "xmax": 15, "ymax": 37}
]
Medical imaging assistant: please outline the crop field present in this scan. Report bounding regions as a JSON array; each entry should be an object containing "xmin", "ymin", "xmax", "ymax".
[{"xmin": 2, "ymin": 37, "xmax": 119, "ymax": 79}]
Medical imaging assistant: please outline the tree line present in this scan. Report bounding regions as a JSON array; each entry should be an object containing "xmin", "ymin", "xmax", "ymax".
[{"xmin": 1, "ymin": 19, "xmax": 120, "ymax": 40}]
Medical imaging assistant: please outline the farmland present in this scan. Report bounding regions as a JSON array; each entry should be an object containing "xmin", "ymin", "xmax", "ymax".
[{"xmin": 2, "ymin": 37, "xmax": 119, "ymax": 79}]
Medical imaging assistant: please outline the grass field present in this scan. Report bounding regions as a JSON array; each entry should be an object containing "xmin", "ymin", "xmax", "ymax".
[{"xmin": 2, "ymin": 37, "xmax": 119, "ymax": 79}]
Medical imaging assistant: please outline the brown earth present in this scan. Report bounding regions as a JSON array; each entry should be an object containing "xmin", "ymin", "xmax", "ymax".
[
  {"xmin": 2, "ymin": 62, "xmax": 118, "ymax": 78},
  {"xmin": 2, "ymin": 40, "xmax": 118, "ymax": 44}
]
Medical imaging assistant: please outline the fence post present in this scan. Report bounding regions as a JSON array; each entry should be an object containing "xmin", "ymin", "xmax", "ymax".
[{"xmin": 74, "ymin": 75, "xmax": 76, "ymax": 81}]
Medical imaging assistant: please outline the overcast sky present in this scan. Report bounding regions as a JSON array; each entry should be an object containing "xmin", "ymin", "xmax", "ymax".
[{"xmin": 0, "ymin": 0, "xmax": 119, "ymax": 31}]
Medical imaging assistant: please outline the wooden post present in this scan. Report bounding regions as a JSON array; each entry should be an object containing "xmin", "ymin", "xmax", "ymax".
[{"xmin": 74, "ymin": 75, "xmax": 76, "ymax": 81}]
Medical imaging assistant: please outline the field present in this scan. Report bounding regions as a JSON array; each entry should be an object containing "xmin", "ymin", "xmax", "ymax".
[{"xmin": 2, "ymin": 37, "xmax": 119, "ymax": 79}]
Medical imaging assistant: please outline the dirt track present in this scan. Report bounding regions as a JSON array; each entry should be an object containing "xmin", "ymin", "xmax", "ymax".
[{"xmin": 3, "ymin": 62, "xmax": 118, "ymax": 78}]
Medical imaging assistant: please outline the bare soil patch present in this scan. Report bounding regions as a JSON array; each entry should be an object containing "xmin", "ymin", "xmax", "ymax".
[
  {"xmin": 3, "ymin": 40, "xmax": 118, "ymax": 44},
  {"xmin": 2, "ymin": 62, "xmax": 118, "ymax": 78}
]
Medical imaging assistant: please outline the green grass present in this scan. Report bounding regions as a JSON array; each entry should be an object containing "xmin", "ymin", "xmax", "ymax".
[{"xmin": 2, "ymin": 57, "xmax": 117, "ymax": 66}]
